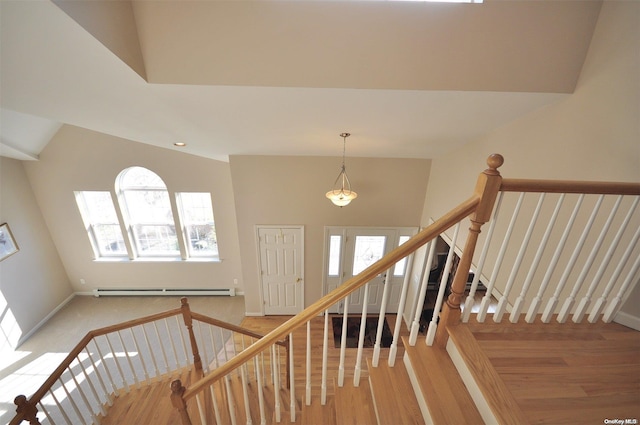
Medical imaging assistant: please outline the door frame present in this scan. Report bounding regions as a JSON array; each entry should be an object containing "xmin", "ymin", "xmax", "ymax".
[{"xmin": 255, "ymin": 225, "xmax": 305, "ymax": 316}]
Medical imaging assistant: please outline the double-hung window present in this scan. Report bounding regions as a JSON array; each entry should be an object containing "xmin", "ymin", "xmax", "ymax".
[
  {"xmin": 177, "ymin": 192, "xmax": 218, "ymax": 258},
  {"xmin": 75, "ymin": 191, "xmax": 127, "ymax": 257}
]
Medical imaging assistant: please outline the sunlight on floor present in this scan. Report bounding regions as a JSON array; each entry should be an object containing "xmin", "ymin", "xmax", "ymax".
[{"xmin": 0, "ymin": 352, "xmax": 68, "ymax": 405}]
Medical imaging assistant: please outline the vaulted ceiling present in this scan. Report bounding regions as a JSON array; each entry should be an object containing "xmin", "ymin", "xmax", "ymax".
[{"xmin": 0, "ymin": 0, "xmax": 602, "ymax": 162}]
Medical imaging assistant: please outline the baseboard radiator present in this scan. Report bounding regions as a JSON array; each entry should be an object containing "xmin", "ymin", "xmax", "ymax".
[{"xmin": 92, "ymin": 288, "xmax": 236, "ymax": 297}]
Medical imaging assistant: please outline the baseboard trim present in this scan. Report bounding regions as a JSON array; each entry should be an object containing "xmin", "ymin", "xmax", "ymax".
[
  {"xmin": 614, "ymin": 311, "xmax": 640, "ymax": 331},
  {"xmin": 244, "ymin": 311, "xmax": 265, "ymax": 317},
  {"xmin": 17, "ymin": 292, "xmax": 76, "ymax": 347}
]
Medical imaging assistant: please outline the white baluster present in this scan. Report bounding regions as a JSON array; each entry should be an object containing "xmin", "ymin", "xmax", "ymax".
[
  {"xmin": 240, "ymin": 357, "xmax": 253, "ymax": 425},
  {"xmin": 603, "ymin": 253, "xmax": 640, "ymax": 322},
  {"xmin": 220, "ymin": 328, "xmax": 230, "ymax": 363},
  {"xmin": 165, "ymin": 318, "xmax": 181, "ymax": 369},
  {"xmin": 409, "ymin": 240, "xmax": 436, "ymax": 344},
  {"xmin": 479, "ymin": 192, "xmax": 525, "ymax": 322},
  {"xmin": 527, "ymin": 194, "xmax": 582, "ymax": 322},
  {"xmin": 543, "ymin": 195, "xmax": 604, "ymax": 322},
  {"xmin": 575, "ymin": 196, "xmax": 637, "ymax": 322},
  {"xmin": 129, "ymin": 328, "xmax": 149, "ymax": 384},
  {"xmin": 85, "ymin": 345, "xmax": 113, "ymax": 405},
  {"xmin": 389, "ymin": 253, "xmax": 414, "ymax": 365},
  {"xmin": 116, "ymin": 330, "xmax": 140, "ymax": 388},
  {"xmin": 210, "ymin": 327, "xmax": 220, "ymax": 369},
  {"xmin": 510, "ymin": 193, "xmax": 558, "ymax": 322},
  {"xmin": 591, "ymin": 224, "xmax": 640, "ymax": 322},
  {"xmin": 254, "ymin": 356, "xmax": 267, "ymax": 425},
  {"xmin": 210, "ymin": 383, "xmax": 223, "ymax": 425},
  {"xmin": 321, "ymin": 309, "xmax": 329, "ymax": 405},
  {"xmin": 67, "ymin": 364, "xmax": 97, "ymax": 423},
  {"xmin": 306, "ymin": 321, "xmax": 312, "ymax": 404},
  {"xmin": 337, "ymin": 295, "xmax": 349, "ymax": 386},
  {"xmin": 141, "ymin": 323, "xmax": 160, "ymax": 378},
  {"xmin": 289, "ymin": 333, "xmax": 296, "ymax": 422},
  {"xmin": 104, "ymin": 334, "xmax": 129, "ymax": 392},
  {"xmin": 272, "ymin": 345, "xmax": 282, "ymax": 421},
  {"xmin": 463, "ymin": 192, "xmax": 504, "ymax": 322},
  {"xmin": 197, "ymin": 322, "xmax": 211, "ymax": 373},
  {"xmin": 495, "ymin": 193, "xmax": 541, "ymax": 323},
  {"xmin": 153, "ymin": 321, "xmax": 170, "ymax": 373},
  {"xmin": 196, "ymin": 392, "xmax": 207, "ymax": 425},
  {"xmin": 176, "ymin": 316, "xmax": 190, "ymax": 365},
  {"xmin": 427, "ymin": 223, "xmax": 460, "ymax": 345},
  {"xmin": 354, "ymin": 282, "xmax": 370, "ymax": 385},
  {"xmin": 224, "ymin": 375, "xmax": 238, "ymax": 425},
  {"xmin": 77, "ymin": 353, "xmax": 107, "ymax": 416},
  {"xmin": 37, "ymin": 400, "xmax": 56, "ymax": 425},
  {"xmin": 58, "ymin": 376, "xmax": 84, "ymax": 424},
  {"xmin": 558, "ymin": 195, "xmax": 620, "ymax": 323},
  {"xmin": 48, "ymin": 387, "xmax": 72, "ymax": 425},
  {"xmin": 373, "ymin": 268, "xmax": 393, "ymax": 366}
]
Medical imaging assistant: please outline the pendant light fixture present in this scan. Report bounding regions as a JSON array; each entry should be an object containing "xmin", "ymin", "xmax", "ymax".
[{"xmin": 326, "ymin": 132, "xmax": 358, "ymax": 207}]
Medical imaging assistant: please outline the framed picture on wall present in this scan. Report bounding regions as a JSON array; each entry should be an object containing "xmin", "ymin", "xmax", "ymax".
[{"xmin": 0, "ymin": 223, "xmax": 19, "ymax": 261}]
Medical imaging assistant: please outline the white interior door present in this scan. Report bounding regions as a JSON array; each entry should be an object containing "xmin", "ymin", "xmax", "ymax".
[
  {"xmin": 324, "ymin": 227, "xmax": 416, "ymax": 314},
  {"xmin": 258, "ymin": 226, "xmax": 304, "ymax": 315}
]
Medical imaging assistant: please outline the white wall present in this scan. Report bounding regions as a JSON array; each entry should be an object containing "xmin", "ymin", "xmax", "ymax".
[
  {"xmin": 229, "ymin": 155, "xmax": 431, "ymax": 315},
  {"xmin": 0, "ymin": 157, "xmax": 73, "ymax": 348},
  {"xmin": 22, "ymin": 125, "xmax": 244, "ymax": 295}
]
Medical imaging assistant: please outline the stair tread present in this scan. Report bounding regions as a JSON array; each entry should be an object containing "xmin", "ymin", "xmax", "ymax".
[
  {"xmin": 367, "ymin": 358, "xmax": 425, "ymax": 425},
  {"xmin": 447, "ymin": 325, "xmax": 529, "ymax": 424},
  {"xmin": 333, "ymin": 377, "xmax": 377, "ymax": 425},
  {"xmin": 402, "ymin": 336, "xmax": 484, "ymax": 425}
]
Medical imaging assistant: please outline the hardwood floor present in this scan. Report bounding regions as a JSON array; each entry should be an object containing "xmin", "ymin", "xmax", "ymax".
[
  {"xmin": 100, "ymin": 312, "xmax": 640, "ymax": 425},
  {"xmin": 464, "ymin": 316, "xmax": 640, "ymax": 424}
]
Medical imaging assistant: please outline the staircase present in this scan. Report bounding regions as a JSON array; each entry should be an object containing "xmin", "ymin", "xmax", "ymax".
[
  {"xmin": 87, "ymin": 313, "xmax": 640, "ymax": 425},
  {"xmin": 10, "ymin": 154, "xmax": 640, "ymax": 424}
]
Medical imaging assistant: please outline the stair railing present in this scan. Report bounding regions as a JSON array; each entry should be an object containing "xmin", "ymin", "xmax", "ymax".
[
  {"xmin": 170, "ymin": 155, "xmax": 505, "ymax": 424},
  {"xmin": 173, "ymin": 154, "xmax": 639, "ymax": 424},
  {"xmin": 10, "ymin": 298, "xmax": 283, "ymax": 425},
  {"xmin": 455, "ymin": 178, "xmax": 640, "ymax": 330}
]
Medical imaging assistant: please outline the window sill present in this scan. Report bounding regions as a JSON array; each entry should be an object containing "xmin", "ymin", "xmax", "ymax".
[{"xmin": 93, "ymin": 257, "xmax": 221, "ymax": 263}]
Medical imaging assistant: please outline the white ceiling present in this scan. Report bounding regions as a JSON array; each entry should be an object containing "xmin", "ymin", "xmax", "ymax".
[{"xmin": 0, "ymin": 0, "xmax": 601, "ymax": 162}]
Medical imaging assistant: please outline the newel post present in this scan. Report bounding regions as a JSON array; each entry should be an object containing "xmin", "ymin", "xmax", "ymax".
[
  {"xmin": 434, "ymin": 154, "xmax": 504, "ymax": 348},
  {"xmin": 180, "ymin": 297, "xmax": 203, "ymax": 375},
  {"xmin": 14, "ymin": 395, "xmax": 41, "ymax": 425},
  {"xmin": 170, "ymin": 379, "xmax": 192, "ymax": 425}
]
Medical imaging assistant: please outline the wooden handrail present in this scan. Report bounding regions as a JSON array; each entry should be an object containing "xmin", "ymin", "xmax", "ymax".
[
  {"xmin": 501, "ymin": 178, "xmax": 640, "ymax": 195},
  {"xmin": 182, "ymin": 194, "xmax": 481, "ymax": 400},
  {"xmin": 191, "ymin": 312, "xmax": 287, "ymax": 347},
  {"xmin": 10, "ymin": 308, "xmax": 184, "ymax": 424},
  {"xmin": 11, "ymin": 303, "xmax": 275, "ymax": 424}
]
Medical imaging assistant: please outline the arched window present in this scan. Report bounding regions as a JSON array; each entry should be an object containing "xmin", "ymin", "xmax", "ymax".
[
  {"xmin": 75, "ymin": 166, "xmax": 218, "ymax": 260},
  {"xmin": 117, "ymin": 167, "xmax": 179, "ymax": 257}
]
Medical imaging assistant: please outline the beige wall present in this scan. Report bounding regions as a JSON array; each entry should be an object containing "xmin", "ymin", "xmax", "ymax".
[
  {"xmin": 0, "ymin": 157, "xmax": 73, "ymax": 347},
  {"xmin": 22, "ymin": 125, "xmax": 243, "ymax": 294},
  {"xmin": 229, "ymin": 155, "xmax": 431, "ymax": 314},
  {"xmin": 421, "ymin": 1, "xmax": 639, "ymax": 317}
]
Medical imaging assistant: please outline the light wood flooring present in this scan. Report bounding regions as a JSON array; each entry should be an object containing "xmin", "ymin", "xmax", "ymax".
[
  {"xmin": 101, "ymin": 313, "xmax": 640, "ymax": 425},
  {"xmin": 464, "ymin": 316, "xmax": 640, "ymax": 424}
]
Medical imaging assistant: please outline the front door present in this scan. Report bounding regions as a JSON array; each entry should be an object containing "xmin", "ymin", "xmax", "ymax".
[
  {"xmin": 324, "ymin": 227, "xmax": 416, "ymax": 314},
  {"xmin": 258, "ymin": 226, "xmax": 304, "ymax": 315}
]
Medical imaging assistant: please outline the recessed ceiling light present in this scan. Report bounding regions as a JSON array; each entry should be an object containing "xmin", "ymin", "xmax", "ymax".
[{"xmin": 174, "ymin": 142, "xmax": 186, "ymax": 147}]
